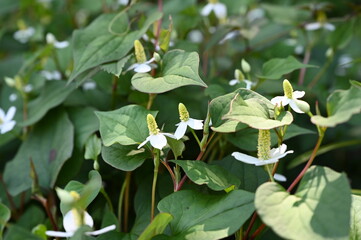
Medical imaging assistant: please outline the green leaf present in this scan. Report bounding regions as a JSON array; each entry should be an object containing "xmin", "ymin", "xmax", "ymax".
[
  {"xmin": 101, "ymin": 144, "xmax": 151, "ymax": 171},
  {"xmin": 257, "ymin": 56, "xmax": 317, "ymax": 80},
  {"xmin": 69, "ymin": 226, "xmax": 95, "ymax": 240},
  {"xmin": 157, "ymin": 190, "xmax": 254, "ymax": 240},
  {"xmin": 0, "ymin": 203, "xmax": 10, "ymax": 238},
  {"xmin": 171, "ymin": 160, "xmax": 240, "ymax": 191},
  {"xmin": 210, "ymin": 91, "xmax": 248, "ymax": 133},
  {"xmin": 214, "ymin": 156, "xmax": 268, "ymax": 192},
  {"xmin": 255, "ymin": 166, "xmax": 351, "ymax": 240},
  {"xmin": 84, "ymin": 134, "xmax": 102, "ymax": 161},
  {"xmin": 22, "ymin": 81, "xmax": 76, "ymax": 126},
  {"xmin": 60, "ymin": 170, "xmax": 102, "ymax": 215},
  {"xmin": 100, "ymin": 55, "xmax": 131, "ymax": 77},
  {"xmin": 288, "ymin": 139, "xmax": 361, "ymax": 169},
  {"xmin": 166, "ymin": 137, "xmax": 185, "ymax": 159},
  {"xmin": 350, "ymin": 195, "xmax": 361, "ymax": 240},
  {"xmin": 327, "ymin": 20, "xmax": 354, "ymax": 50},
  {"xmin": 262, "ymin": 4, "xmax": 311, "ymax": 25},
  {"xmin": 4, "ymin": 109, "xmax": 74, "ymax": 196},
  {"xmin": 96, "ymin": 105, "xmax": 157, "ymax": 147},
  {"xmin": 223, "ymin": 89, "xmax": 293, "ymax": 130},
  {"xmin": 131, "ymin": 50, "xmax": 207, "ymax": 93},
  {"xmin": 311, "ymin": 81, "xmax": 361, "ymax": 127},
  {"xmin": 31, "ymin": 224, "xmax": 47, "ymax": 240},
  {"xmin": 4, "ymin": 225, "xmax": 43, "ymax": 240},
  {"xmin": 69, "ymin": 11, "xmax": 162, "ymax": 82},
  {"xmin": 138, "ymin": 213, "xmax": 173, "ymax": 240}
]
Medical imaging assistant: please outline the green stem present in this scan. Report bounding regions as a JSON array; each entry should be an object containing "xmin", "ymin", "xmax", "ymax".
[
  {"xmin": 117, "ymin": 172, "xmax": 131, "ymax": 231},
  {"xmin": 147, "ymin": 93, "xmax": 156, "ymax": 110},
  {"xmin": 100, "ymin": 187, "xmax": 114, "ymax": 213},
  {"xmin": 151, "ymin": 149, "xmax": 160, "ymax": 220},
  {"xmin": 307, "ymin": 57, "xmax": 333, "ymax": 88},
  {"xmin": 190, "ymin": 128, "xmax": 201, "ymax": 149},
  {"xmin": 117, "ymin": 176, "xmax": 126, "ymax": 230},
  {"xmin": 111, "ymin": 75, "xmax": 119, "ymax": 110}
]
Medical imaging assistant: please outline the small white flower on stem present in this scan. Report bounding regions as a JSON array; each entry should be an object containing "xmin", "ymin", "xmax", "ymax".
[
  {"xmin": 138, "ymin": 114, "xmax": 175, "ymax": 150},
  {"xmin": 174, "ymin": 103, "xmax": 203, "ymax": 140},
  {"xmin": 271, "ymin": 79, "xmax": 309, "ymax": 114},
  {"xmin": 128, "ymin": 40, "xmax": 156, "ymax": 73},
  {"xmin": 305, "ymin": 22, "xmax": 335, "ymax": 31},
  {"xmin": 45, "ymin": 210, "xmax": 116, "ymax": 238},
  {"xmin": 0, "ymin": 106, "xmax": 16, "ymax": 134},
  {"xmin": 232, "ymin": 144, "xmax": 293, "ymax": 166},
  {"xmin": 46, "ymin": 33, "xmax": 69, "ymax": 49},
  {"xmin": 14, "ymin": 27, "xmax": 35, "ymax": 44},
  {"xmin": 229, "ymin": 69, "xmax": 254, "ymax": 89},
  {"xmin": 201, "ymin": 0, "xmax": 227, "ymax": 20}
]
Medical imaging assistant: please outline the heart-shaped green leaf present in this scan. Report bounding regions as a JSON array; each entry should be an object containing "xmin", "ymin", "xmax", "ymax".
[
  {"xmin": 131, "ymin": 50, "xmax": 207, "ymax": 93},
  {"xmin": 101, "ymin": 144, "xmax": 151, "ymax": 171},
  {"xmin": 311, "ymin": 80, "xmax": 361, "ymax": 127},
  {"xmin": 257, "ymin": 56, "xmax": 317, "ymax": 80},
  {"xmin": 255, "ymin": 166, "xmax": 351, "ymax": 240},
  {"xmin": 222, "ymin": 88, "xmax": 293, "ymax": 130},
  {"xmin": 96, "ymin": 105, "xmax": 157, "ymax": 147},
  {"xmin": 69, "ymin": 11, "xmax": 162, "ymax": 82},
  {"xmin": 138, "ymin": 213, "xmax": 173, "ymax": 240},
  {"xmin": 171, "ymin": 160, "xmax": 240, "ymax": 191},
  {"xmin": 157, "ymin": 190, "xmax": 254, "ymax": 240},
  {"xmin": 4, "ymin": 109, "xmax": 74, "ymax": 196}
]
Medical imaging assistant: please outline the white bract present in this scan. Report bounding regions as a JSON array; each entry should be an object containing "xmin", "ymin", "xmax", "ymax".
[
  {"xmin": 274, "ymin": 173, "xmax": 287, "ymax": 182},
  {"xmin": 46, "ymin": 33, "xmax": 69, "ymax": 48},
  {"xmin": 82, "ymin": 81, "xmax": 97, "ymax": 91},
  {"xmin": 305, "ymin": 22, "xmax": 335, "ymax": 31},
  {"xmin": 0, "ymin": 106, "xmax": 16, "ymax": 134},
  {"xmin": 232, "ymin": 144, "xmax": 293, "ymax": 166},
  {"xmin": 138, "ymin": 114, "xmax": 176, "ymax": 150},
  {"xmin": 45, "ymin": 210, "xmax": 116, "ymax": 238},
  {"xmin": 271, "ymin": 79, "xmax": 307, "ymax": 114},
  {"xmin": 201, "ymin": 1, "xmax": 227, "ymax": 19},
  {"xmin": 229, "ymin": 79, "xmax": 254, "ymax": 89},
  {"xmin": 13, "ymin": 27, "xmax": 35, "ymax": 43},
  {"xmin": 174, "ymin": 103, "xmax": 203, "ymax": 140},
  {"xmin": 41, "ymin": 70, "xmax": 62, "ymax": 80},
  {"xmin": 127, "ymin": 57, "xmax": 155, "ymax": 73}
]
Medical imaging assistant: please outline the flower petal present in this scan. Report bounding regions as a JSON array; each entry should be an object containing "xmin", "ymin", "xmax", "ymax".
[
  {"xmin": 324, "ymin": 23, "xmax": 335, "ymax": 31},
  {"xmin": 274, "ymin": 173, "xmax": 287, "ymax": 182},
  {"xmin": 63, "ymin": 210, "xmax": 94, "ymax": 233},
  {"xmin": 289, "ymin": 100, "xmax": 304, "ymax": 113},
  {"xmin": 305, "ymin": 22, "xmax": 321, "ymax": 31},
  {"xmin": 229, "ymin": 79, "xmax": 239, "ymax": 86},
  {"xmin": 86, "ymin": 225, "xmax": 116, "ymax": 236},
  {"xmin": 0, "ymin": 108, "xmax": 6, "ymax": 120},
  {"xmin": 0, "ymin": 120, "xmax": 16, "ymax": 134},
  {"xmin": 201, "ymin": 3, "xmax": 213, "ymax": 16},
  {"xmin": 270, "ymin": 144, "xmax": 287, "ymax": 157},
  {"xmin": 54, "ymin": 41, "xmax": 69, "ymax": 49},
  {"xmin": 214, "ymin": 3, "xmax": 227, "ymax": 19},
  {"xmin": 134, "ymin": 64, "xmax": 152, "ymax": 73},
  {"xmin": 163, "ymin": 133, "xmax": 177, "ymax": 139},
  {"xmin": 271, "ymin": 96, "xmax": 290, "ymax": 106},
  {"xmin": 45, "ymin": 230, "xmax": 74, "ymax": 237},
  {"xmin": 174, "ymin": 121, "xmax": 188, "ymax": 140},
  {"xmin": 187, "ymin": 118, "xmax": 204, "ymax": 130},
  {"xmin": 244, "ymin": 80, "xmax": 254, "ymax": 90},
  {"xmin": 254, "ymin": 158, "xmax": 279, "ymax": 166},
  {"xmin": 267, "ymin": 150, "xmax": 294, "ymax": 164},
  {"xmin": 5, "ymin": 106, "xmax": 16, "ymax": 121},
  {"xmin": 293, "ymin": 91, "xmax": 305, "ymax": 99},
  {"xmin": 231, "ymin": 152, "xmax": 261, "ymax": 165},
  {"xmin": 149, "ymin": 134, "xmax": 167, "ymax": 149},
  {"xmin": 138, "ymin": 136, "xmax": 151, "ymax": 149}
]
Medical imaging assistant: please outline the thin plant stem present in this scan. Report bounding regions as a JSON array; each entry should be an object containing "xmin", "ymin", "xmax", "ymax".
[
  {"xmin": 243, "ymin": 212, "xmax": 258, "ymax": 239},
  {"xmin": 0, "ymin": 175, "xmax": 17, "ymax": 216},
  {"xmin": 147, "ymin": 93, "xmax": 156, "ymax": 110},
  {"xmin": 123, "ymin": 171, "xmax": 131, "ymax": 231},
  {"xmin": 307, "ymin": 58, "xmax": 333, "ymax": 89},
  {"xmin": 33, "ymin": 195, "xmax": 58, "ymax": 231},
  {"xmin": 160, "ymin": 160, "xmax": 176, "ymax": 191},
  {"xmin": 287, "ymin": 132, "xmax": 325, "ymax": 192},
  {"xmin": 151, "ymin": 149, "xmax": 160, "ymax": 220},
  {"xmin": 250, "ymin": 224, "xmax": 266, "ymax": 240},
  {"xmin": 117, "ymin": 176, "xmax": 127, "ymax": 231},
  {"xmin": 298, "ymin": 46, "xmax": 312, "ymax": 86},
  {"xmin": 111, "ymin": 75, "xmax": 119, "ymax": 110},
  {"xmin": 190, "ymin": 128, "xmax": 201, "ymax": 149},
  {"xmin": 100, "ymin": 187, "xmax": 114, "ymax": 213}
]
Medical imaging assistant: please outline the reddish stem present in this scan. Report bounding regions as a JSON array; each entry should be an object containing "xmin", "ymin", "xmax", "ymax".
[{"xmin": 298, "ymin": 46, "xmax": 311, "ymax": 86}]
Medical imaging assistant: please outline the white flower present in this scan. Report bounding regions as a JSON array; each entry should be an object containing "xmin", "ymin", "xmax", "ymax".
[
  {"xmin": 231, "ymin": 144, "xmax": 293, "ymax": 166},
  {"xmin": 46, "ymin": 210, "xmax": 116, "ymax": 238},
  {"xmin": 82, "ymin": 81, "xmax": 96, "ymax": 91},
  {"xmin": 201, "ymin": 1, "xmax": 227, "ymax": 19},
  {"xmin": 118, "ymin": 0, "xmax": 129, "ymax": 6},
  {"xmin": 46, "ymin": 33, "xmax": 69, "ymax": 48},
  {"xmin": 174, "ymin": 103, "xmax": 203, "ymax": 140},
  {"xmin": 138, "ymin": 114, "xmax": 176, "ymax": 150},
  {"xmin": 138, "ymin": 132, "xmax": 175, "ymax": 150},
  {"xmin": 187, "ymin": 30, "xmax": 204, "ymax": 43},
  {"xmin": 13, "ymin": 27, "xmax": 35, "ymax": 44},
  {"xmin": 274, "ymin": 173, "xmax": 287, "ymax": 182},
  {"xmin": 271, "ymin": 80, "xmax": 307, "ymax": 114},
  {"xmin": 23, "ymin": 84, "xmax": 33, "ymax": 93},
  {"xmin": 229, "ymin": 79, "xmax": 254, "ymax": 89},
  {"xmin": 127, "ymin": 58, "xmax": 155, "ymax": 73},
  {"xmin": 41, "ymin": 70, "xmax": 62, "ymax": 80},
  {"xmin": 304, "ymin": 22, "xmax": 335, "ymax": 31},
  {"xmin": 0, "ymin": 106, "xmax": 16, "ymax": 134},
  {"xmin": 9, "ymin": 93, "xmax": 18, "ymax": 102}
]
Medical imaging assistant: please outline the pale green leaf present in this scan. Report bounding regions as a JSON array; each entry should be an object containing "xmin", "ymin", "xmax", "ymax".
[
  {"xmin": 350, "ymin": 195, "xmax": 361, "ymax": 240},
  {"xmin": 84, "ymin": 134, "xmax": 102, "ymax": 161},
  {"xmin": 255, "ymin": 166, "xmax": 351, "ymax": 240},
  {"xmin": 100, "ymin": 55, "xmax": 131, "ymax": 77},
  {"xmin": 131, "ymin": 50, "xmax": 207, "ymax": 94},
  {"xmin": 138, "ymin": 213, "xmax": 173, "ymax": 240},
  {"xmin": 0, "ymin": 203, "xmax": 10, "ymax": 238}
]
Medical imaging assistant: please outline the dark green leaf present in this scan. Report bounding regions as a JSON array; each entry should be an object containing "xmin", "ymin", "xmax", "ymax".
[
  {"xmin": 4, "ymin": 225, "xmax": 42, "ymax": 240},
  {"xmin": 157, "ymin": 190, "xmax": 254, "ymax": 240},
  {"xmin": 0, "ymin": 203, "xmax": 10, "ymax": 237},
  {"xmin": 131, "ymin": 50, "xmax": 207, "ymax": 94},
  {"xmin": 166, "ymin": 137, "xmax": 185, "ymax": 159},
  {"xmin": 255, "ymin": 166, "xmax": 351, "ymax": 240},
  {"xmin": 172, "ymin": 160, "xmax": 240, "ymax": 191}
]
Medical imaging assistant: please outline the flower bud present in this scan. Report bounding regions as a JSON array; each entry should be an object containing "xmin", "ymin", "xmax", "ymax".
[
  {"xmin": 55, "ymin": 188, "xmax": 76, "ymax": 205},
  {"xmin": 153, "ymin": 52, "xmax": 161, "ymax": 62},
  {"xmin": 283, "ymin": 79, "xmax": 294, "ymax": 99},
  {"xmin": 234, "ymin": 69, "xmax": 245, "ymax": 81},
  {"xmin": 4, "ymin": 77, "xmax": 15, "ymax": 87},
  {"xmin": 295, "ymin": 100, "xmax": 310, "ymax": 113},
  {"xmin": 178, "ymin": 103, "xmax": 190, "ymax": 122},
  {"xmin": 241, "ymin": 59, "xmax": 251, "ymax": 73},
  {"xmin": 147, "ymin": 114, "xmax": 159, "ymax": 135},
  {"xmin": 134, "ymin": 40, "xmax": 146, "ymax": 63},
  {"xmin": 325, "ymin": 48, "xmax": 334, "ymax": 59},
  {"xmin": 257, "ymin": 129, "xmax": 270, "ymax": 160}
]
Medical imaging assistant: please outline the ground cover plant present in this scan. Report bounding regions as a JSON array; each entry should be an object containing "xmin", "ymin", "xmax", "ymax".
[{"xmin": 0, "ymin": 0, "xmax": 361, "ymax": 239}]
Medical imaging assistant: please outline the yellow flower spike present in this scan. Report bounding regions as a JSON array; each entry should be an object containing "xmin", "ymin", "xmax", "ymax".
[
  {"xmin": 257, "ymin": 129, "xmax": 271, "ymax": 160},
  {"xmin": 134, "ymin": 40, "xmax": 147, "ymax": 63},
  {"xmin": 69, "ymin": 191, "xmax": 81, "ymax": 201},
  {"xmin": 209, "ymin": 0, "xmax": 218, "ymax": 3},
  {"xmin": 147, "ymin": 114, "xmax": 159, "ymax": 135},
  {"xmin": 178, "ymin": 103, "xmax": 190, "ymax": 122},
  {"xmin": 283, "ymin": 79, "xmax": 294, "ymax": 99}
]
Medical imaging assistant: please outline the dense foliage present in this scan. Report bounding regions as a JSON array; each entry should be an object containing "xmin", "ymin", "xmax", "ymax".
[{"xmin": 1, "ymin": 0, "xmax": 361, "ymax": 239}]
